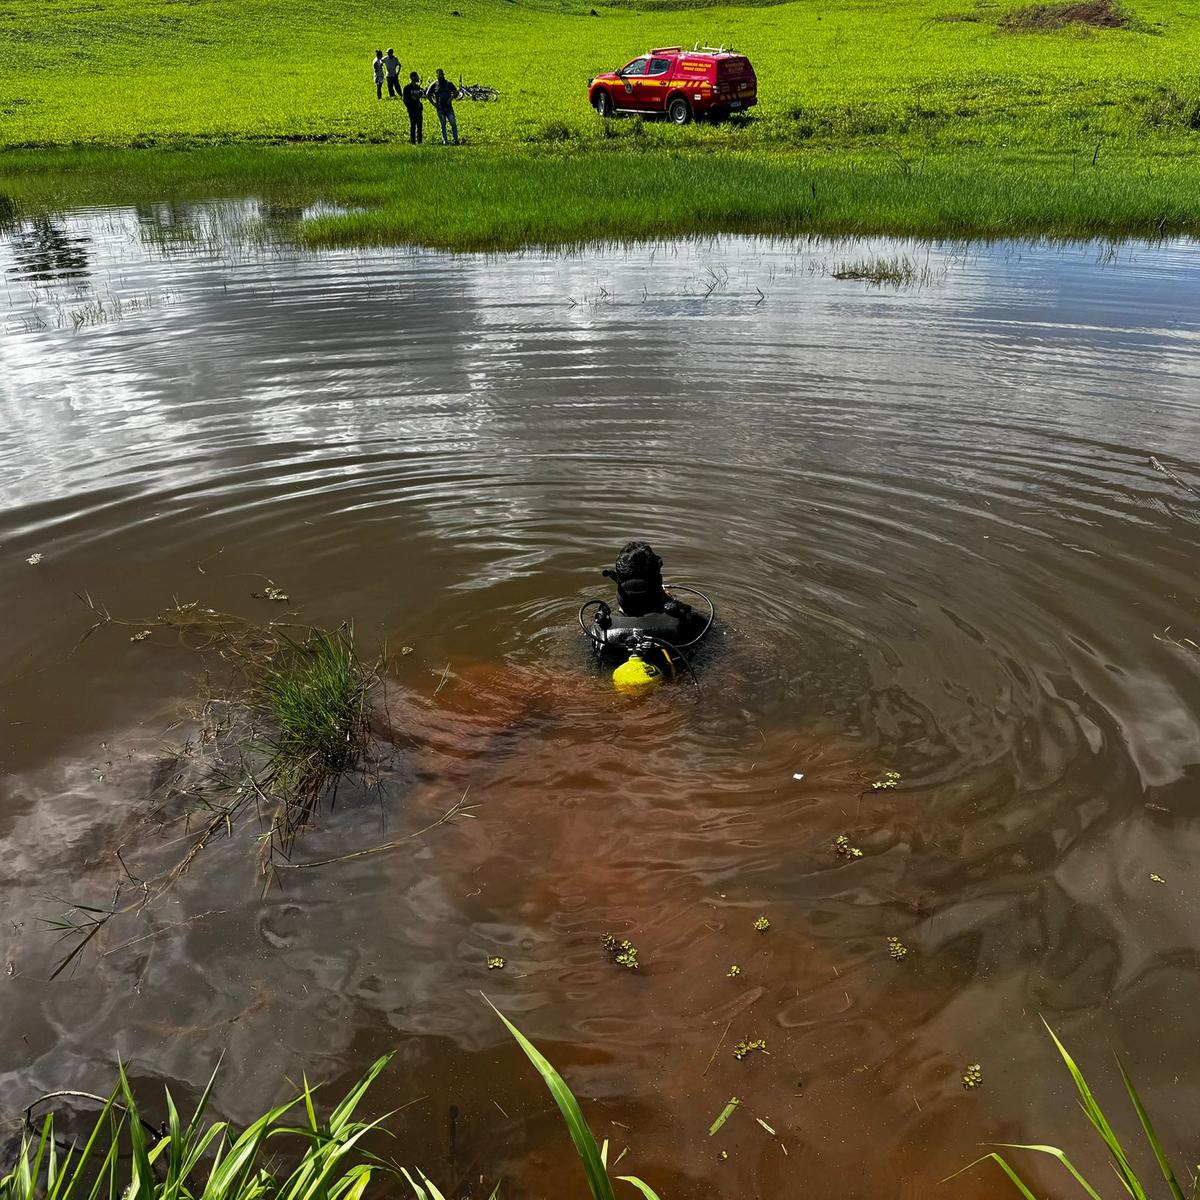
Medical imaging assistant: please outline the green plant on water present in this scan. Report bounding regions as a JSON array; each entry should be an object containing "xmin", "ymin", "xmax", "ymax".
[
  {"xmin": 256, "ymin": 625, "xmax": 373, "ymax": 783},
  {"xmin": 130, "ymin": 614, "xmax": 386, "ymax": 888},
  {"xmin": 732, "ymin": 1037, "xmax": 767, "ymax": 1061},
  {"xmin": 834, "ymin": 833, "xmax": 864, "ymax": 859},
  {"xmin": 832, "ymin": 257, "xmax": 919, "ymax": 286},
  {"xmin": 0, "ymin": 1005, "xmax": 660, "ymax": 1200},
  {"xmin": 602, "ymin": 933, "xmax": 640, "ymax": 970},
  {"xmin": 951, "ymin": 1020, "xmax": 1187, "ymax": 1199}
]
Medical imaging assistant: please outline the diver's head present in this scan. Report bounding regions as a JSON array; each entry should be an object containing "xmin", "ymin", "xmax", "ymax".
[{"xmin": 603, "ymin": 540, "xmax": 668, "ymax": 617}]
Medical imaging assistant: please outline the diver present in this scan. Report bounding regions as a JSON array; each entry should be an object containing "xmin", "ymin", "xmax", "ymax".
[{"xmin": 579, "ymin": 541, "xmax": 714, "ymax": 694}]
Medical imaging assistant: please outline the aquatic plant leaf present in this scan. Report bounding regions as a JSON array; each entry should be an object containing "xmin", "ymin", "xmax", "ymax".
[
  {"xmin": 486, "ymin": 997, "xmax": 616, "ymax": 1200},
  {"xmin": 117, "ymin": 1065, "xmax": 154, "ymax": 1200},
  {"xmin": 617, "ymin": 1177, "xmax": 663, "ymax": 1200},
  {"xmin": 1116, "ymin": 1054, "xmax": 1186, "ymax": 1200},
  {"xmin": 708, "ymin": 1097, "xmax": 740, "ymax": 1136},
  {"xmin": 203, "ymin": 1097, "xmax": 300, "ymax": 1199},
  {"xmin": 400, "ymin": 1166, "xmax": 458, "ymax": 1200},
  {"xmin": 1042, "ymin": 1020, "xmax": 1148, "ymax": 1200},
  {"xmin": 989, "ymin": 1143, "xmax": 1104, "ymax": 1200},
  {"xmin": 399, "ymin": 1167, "xmax": 431, "ymax": 1199},
  {"xmin": 328, "ymin": 1053, "xmax": 392, "ymax": 1132},
  {"xmin": 943, "ymin": 1151, "xmax": 1040, "ymax": 1199},
  {"xmin": 336, "ymin": 1168, "xmax": 375, "ymax": 1200}
]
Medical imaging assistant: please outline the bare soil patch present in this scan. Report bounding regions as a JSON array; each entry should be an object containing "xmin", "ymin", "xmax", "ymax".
[{"xmin": 999, "ymin": 0, "xmax": 1131, "ymax": 31}]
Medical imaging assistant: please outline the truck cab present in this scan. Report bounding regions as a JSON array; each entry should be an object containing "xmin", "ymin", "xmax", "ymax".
[{"xmin": 588, "ymin": 45, "xmax": 758, "ymax": 124}]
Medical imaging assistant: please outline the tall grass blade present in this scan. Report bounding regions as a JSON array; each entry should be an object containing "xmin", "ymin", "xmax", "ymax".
[
  {"xmin": 485, "ymin": 997, "xmax": 616, "ymax": 1200},
  {"xmin": 1116, "ymin": 1054, "xmax": 1186, "ymax": 1200},
  {"xmin": 991, "ymin": 1143, "xmax": 1104, "ymax": 1199},
  {"xmin": 117, "ymin": 1066, "xmax": 155, "ymax": 1200},
  {"xmin": 1041, "ymin": 1019, "xmax": 1147, "ymax": 1200},
  {"xmin": 51, "ymin": 1090, "xmax": 115, "ymax": 1200},
  {"xmin": 399, "ymin": 1167, "xmax": 431, "ymax": 1199},
  {"xmin": 328, "ymin": 1054, "xmax": 392, "ymax": 1131},
  {"xmin": 617, "ymin": 1176, "xmax": 664, "ymax": 1200},
  {"xmin": 943, "ymin": 1151, "xmax": 1041, "ymax": 1198}
]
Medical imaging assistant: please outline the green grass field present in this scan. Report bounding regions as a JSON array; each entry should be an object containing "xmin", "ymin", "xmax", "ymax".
[{"xmin": 2, "ymin": 0, "xmax": 1200, "ymax": 245}]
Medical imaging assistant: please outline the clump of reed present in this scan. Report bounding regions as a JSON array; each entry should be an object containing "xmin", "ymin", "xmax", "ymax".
[
  {"xmin": 76, "ymin": 594, "xmax": 382, "ymax": 885},
  {"xmin": 832, "ymin": 255, "xmax": 923, "ymax": 286},
  {"xmin": 0, "ymin": 1005, "xmax": 660, "ymax": 1200},
  {"xmin": 250, "ymin": 626, "xmax": 377, "ymax": 842}
]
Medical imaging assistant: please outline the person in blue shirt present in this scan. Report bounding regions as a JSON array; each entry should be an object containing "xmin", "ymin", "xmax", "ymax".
[{"xmin": 426, "ymin": 70, "xmax": 461, "ymax": 145}]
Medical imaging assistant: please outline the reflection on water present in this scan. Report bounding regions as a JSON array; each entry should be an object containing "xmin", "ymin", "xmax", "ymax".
[{"xmin": 3, "ymin": 204, "xmax": 1200, "ymax": 1197}]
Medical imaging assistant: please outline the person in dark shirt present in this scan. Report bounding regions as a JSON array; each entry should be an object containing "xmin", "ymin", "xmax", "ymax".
[
  {"xmin": 402, "ymin": 71, "xmax": 425, "ymax": 144},
  {"xmin": 426, "ymin": 69, "xmax": 461, "ymax": 145},
  {"xmin": 384, "ymin": 49, "xmax": 402, "ymax": 97}
]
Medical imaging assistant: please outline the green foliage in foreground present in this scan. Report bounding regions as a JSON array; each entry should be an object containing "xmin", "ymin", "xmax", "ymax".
[
  {"xmin": 954, "ymin": 1021, "xmax": 1189, "ymax": 1200},
  {"xmin": 0, "ymin": 1007, "xmax": 659, "ymax": 1200},
  {"xmin": 2, "ymin": 142, "xmax": 1199, "ymax": 249}
]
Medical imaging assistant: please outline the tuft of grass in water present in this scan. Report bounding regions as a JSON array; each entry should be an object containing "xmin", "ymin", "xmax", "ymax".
[
  {"xmin": 70, "ymin": 595, "xmax": 383, "ymax": 890},
  {"xmin": 833, "ymin": 255, "xmax": 919, "ymax": 285},
  {"xmin": 0, "ymin": 1005, "xmax": 656, "ymax": 1200},
  {"xmin": 254, "ymin": 625, "xmax": 375, "ymax": 815},
  {"xmin": 950, "ymin": 1019, "xmax": 1187, "ymax": 1199},
  {"xmin": 196, "ymin": 620, "xmax": 383, "ymax": 882}
]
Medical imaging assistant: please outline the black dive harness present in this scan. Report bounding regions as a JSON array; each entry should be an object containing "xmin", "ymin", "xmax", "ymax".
[{"xmin": 578, "ymin": 584, "xmax": 715, "ymax": 687}]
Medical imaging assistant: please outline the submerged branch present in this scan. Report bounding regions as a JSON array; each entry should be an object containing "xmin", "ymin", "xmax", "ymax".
[{"xmin": 281, "ymin": 788, "xmax": 476, "ymax": 869}]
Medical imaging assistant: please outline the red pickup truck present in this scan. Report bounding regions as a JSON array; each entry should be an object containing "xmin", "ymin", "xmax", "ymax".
[{"xmin": 588, "ymin": 46, "xmax": 757, "ymax": 124}]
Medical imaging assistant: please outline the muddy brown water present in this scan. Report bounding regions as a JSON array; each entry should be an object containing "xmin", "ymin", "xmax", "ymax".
[{"xmin": 3, "ymin": 205, "xmax": 1200, "ymax": 1199}]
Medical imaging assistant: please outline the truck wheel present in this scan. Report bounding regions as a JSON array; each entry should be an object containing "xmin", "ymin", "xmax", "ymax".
[
  {"xmin": 668, "ymin": 96, "xmax": 692, "ymax": 125},
  {"xmin": 594, "ymin": 90, "xmax": 614, "ymax": 118}
]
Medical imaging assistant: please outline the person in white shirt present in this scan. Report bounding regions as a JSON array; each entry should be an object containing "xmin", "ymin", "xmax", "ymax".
[
  {"xmin": 384, "ymin": 49, "xmax": 402, "ymax": 97},
  {"xmin": 372, "ymin": 50, "xmax": 385, "ymax": 100}
]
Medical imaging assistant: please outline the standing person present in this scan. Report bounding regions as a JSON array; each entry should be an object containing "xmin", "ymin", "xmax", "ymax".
[
  {"xmin": 384, "ymin": 48, "xmax": 402, "ymax": 97},
  {"xmin": 426, "ymin": 69, "xmax": 461, "ymax": 145},
  {"xmin": 402, "ymin": 71, "xmax": 425, "ymax": 144},
  {"xmin": 372, "ymin": 49, "xmax": 385, "ymax": 99}
]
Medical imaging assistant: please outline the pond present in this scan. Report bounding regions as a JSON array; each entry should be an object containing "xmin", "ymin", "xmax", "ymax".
[{"xmin": 3, "ymin": 204, "xmax": 1200, "ymax": 1199}]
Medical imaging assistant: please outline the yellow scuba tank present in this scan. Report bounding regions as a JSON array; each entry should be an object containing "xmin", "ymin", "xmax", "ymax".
[{"xmin": 612, "ymin": 653, "xmax": 663, "ymax": 696}]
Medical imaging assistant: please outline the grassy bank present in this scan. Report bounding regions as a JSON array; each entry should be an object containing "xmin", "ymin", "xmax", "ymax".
[
  {"xmin": 2, "ymin": 0, "xmax": 1200, "ymax": 244},
  {"xmin": 3, "ymin": 143, "xmax": 1198, "ymax": 249}
]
